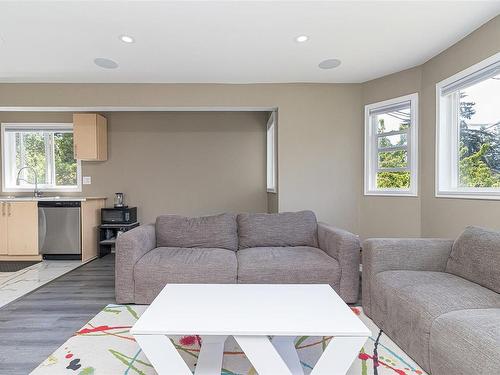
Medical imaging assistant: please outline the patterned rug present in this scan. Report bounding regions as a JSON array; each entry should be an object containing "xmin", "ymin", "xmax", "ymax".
[{"xmin": 32, "ymin": 305, "xmax": 426, "ymax": 375}]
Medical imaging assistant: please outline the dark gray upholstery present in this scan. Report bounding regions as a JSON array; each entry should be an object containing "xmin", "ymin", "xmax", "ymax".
[
  {"xmin": 115, "ymin": 211, "xmax": 361, "ymax": 304},
  {"xmin": 372, "ymin": 271, "xmax": 500, "ymax": 371},
  {"xmin": 430, "ymin": 309, "xmax": 500, "ymax": 375},
  {"xmin": 156, "ymin": 213, "xmax": 238, "ymax": 251},
  {"xmin": 237, "ymin": 246, "xmax": 341, "ymax": 289},
  {"xmin": 318, "ymin": 223, "xmax": 360, "ymax": 303},
  {"xmin": 115, "ymin": 224, "xmax": 156, "ymax": 304},
  {"xmin": 446, "ymin": 226, "xmax": 500, "ymax": 293},
  {"xmin": 133, "ymin": 247, "xmax": 237, "ymax": 304},
  {"xmin": 362, "ymin": 227, "xmax": 500, "ymax": 375},
  {"xmin": 237, "ymin": 211, "xmax": 318, "ymax": 249}
]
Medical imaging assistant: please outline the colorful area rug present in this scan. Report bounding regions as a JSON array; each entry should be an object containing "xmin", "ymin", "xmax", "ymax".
[{"xmin": 32, "ymin": 305, "xmax": 426, "ymax": 375}]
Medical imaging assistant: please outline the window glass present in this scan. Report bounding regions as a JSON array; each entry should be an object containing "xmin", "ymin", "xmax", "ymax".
[
  {"xmin": 364, "ymin": 93, "xmax": 418, "ymax": 196},
  {"xmin": 2, "ymin": 125, "xmax": 80, "ymax": 191},
  {"xmin": 54, "ymin": 132, "xmax": 78, "ymax": 186},
  {"xmin": 458, "ymin": 74, "xmax": 500, "ymax": 188},
  {"xmin": 376, "ymin": 106, "xmax": 411, "ymax": 190},
  {"xmin": 376, "ymin": 108, "xmax": 410, "ymax": 133},
  {"xmin": 378, "ymin": 134, "xmax": 407, "ymax": 149},
  {"xmin": 266, "ymin": 113, "xmax": 277, "ymax": 192},
  {"xmin": 16, "ymin": 132, "xmax": 48, "ymax": 185},
  {"xmin": 377, "ymin": 171, "xmax": 410, "ymax": 189}
]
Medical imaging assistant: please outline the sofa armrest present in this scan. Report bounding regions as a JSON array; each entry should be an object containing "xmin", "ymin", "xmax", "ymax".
[
  {"xmin": 115, "ymin": 223, "xmax": 156, "ymax": 304},
  {"xmin": 362, "ymin": 238, "xmax": 454, "ymax": 317},
  {"xmin": 317, "ymin": 222, "xmax": 361, "ymax": 303}
]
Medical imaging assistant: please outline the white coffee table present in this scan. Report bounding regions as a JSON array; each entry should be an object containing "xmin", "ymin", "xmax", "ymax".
[{"xmin": 131, "ymin": 284, "xmax": 370, "ymax": 375}]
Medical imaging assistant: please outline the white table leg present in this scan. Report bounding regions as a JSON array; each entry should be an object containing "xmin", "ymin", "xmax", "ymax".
[
  {"xmin": 134, "ymin": 334, "xmax": 192, "ymax": 375},
  {"xmin": 272, "ymin": 336, "xmax": 304, "ymax": 375},
  {"xmin": 235, "ymin": 335, "xmax": 297, "ymax": 375},
  {"xmin": 195, "ymin": 335, "xmax": 227, "ymax": 375},
  {"xmin": 310, "ymin": 336, "xmax": 367, "ymax": 375}
]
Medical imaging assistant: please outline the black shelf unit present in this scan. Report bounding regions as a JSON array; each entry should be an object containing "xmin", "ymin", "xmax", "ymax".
[{"xmin": 98, "ymin": 222, "xmax": 140, "ymax": 257}]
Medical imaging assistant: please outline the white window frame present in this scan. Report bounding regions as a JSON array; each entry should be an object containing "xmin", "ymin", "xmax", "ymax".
[
  {"xmin": 266, "ymin": 112, "xmax": 277, "ymax": 193},
  {"xmin": 364, "ymin": 93, "xmax": 419, "ymax": 196},
  {"xmin": 436, "ymin": 52, "xmax": 500, "ymax": 200},
  {"xmin": 1, "ymin": 123, "xmax": 82, "ymax": 193}
]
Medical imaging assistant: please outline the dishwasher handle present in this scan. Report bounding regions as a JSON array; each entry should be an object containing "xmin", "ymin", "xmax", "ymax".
[{"xmin": 38, "ymin": 207, "xmax": 47, "ymax": 251}]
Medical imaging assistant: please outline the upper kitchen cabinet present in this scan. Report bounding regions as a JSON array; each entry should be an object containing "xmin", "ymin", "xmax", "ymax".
[{"xmin": 73, "ymin": 113, "xmax": 108, "ymax": 161}]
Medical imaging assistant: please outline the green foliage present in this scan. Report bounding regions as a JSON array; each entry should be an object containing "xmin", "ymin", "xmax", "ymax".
[
  {"xmin": 377, "ymin": 171, "xmax": 410, "ymax": 189},
  {"xmin": 459, "ymin": 143, "xmax": 500, "ymax": 188},
  {"xmin": 376, "ymin": 118, "xmax": 411, "ymax": 189},
  {"xmin": 18, "ymin": 133, "xmax": 47, "ymax": 184},
  {"xmin": 16, "ymin": 132, "xmax": 77, "ymax": 187},
  {"xmin": 54, "ymin": 133, "xmax": 77, "ymax": 185},
  {"xmin": 458, "ymin": 91, "xmax": 500, "ymax": 187}
]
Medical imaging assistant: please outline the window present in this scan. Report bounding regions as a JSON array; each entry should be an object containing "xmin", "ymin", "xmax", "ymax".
[
  {"xmin": 1, "ymin": 123, "xmax": 81, "ymax": 192},
  {"xmin": 436, "ymin": 53, "xmax": 500, "ymax": 199},
  {"xmin": 364, "ymin": 93, "xmax": 418, "ymax": 196},
  {"xmin": 266, "ymin": 112, "xmax": 277, "ymax": 193}
]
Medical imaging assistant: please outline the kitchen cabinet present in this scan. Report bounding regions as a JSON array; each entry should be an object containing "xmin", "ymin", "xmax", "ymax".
[
  {"xmin": 73, "ymin": 113, "xmax": 108, "ymax": 161},
  {"xmin": 81, "ymin": 199, "xmax": 106, "ymax": 262},
  {"xmin": 0, "ymin": 202, "xmax": 8, "ymax": 255},
  {"xmin": 0, "ymin": 202, "xmax": 38, "ymax": 257}
]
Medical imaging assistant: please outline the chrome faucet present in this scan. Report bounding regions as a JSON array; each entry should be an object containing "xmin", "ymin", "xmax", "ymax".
[{"xmin": 16, "ymin": 166, "xmax": 43, "ymax": 198}]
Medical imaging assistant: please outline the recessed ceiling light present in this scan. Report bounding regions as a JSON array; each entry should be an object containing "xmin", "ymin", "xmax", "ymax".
[
  {"xmin": 94, "ymin": 57, "xmax": 119, "ymax": 69},
  {"xmin": 119, "ymin": 35, "xmax": 135, "ymax": 44},
  {"xmin": 295, "ymin": 35, "xmax": 309, "ymax": 43},
  {"xmin": 318, "ymin": 58, "xmax": 341, "ymax": 69}
]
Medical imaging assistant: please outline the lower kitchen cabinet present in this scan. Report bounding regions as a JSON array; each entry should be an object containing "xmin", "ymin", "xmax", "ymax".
[
  {"xmin": 0, "ymin": 202, "xmax": 39, "ymax": 257},
  {"xmin": 0, "ymin": 202, "xmax": 8, "ymax": 255}
]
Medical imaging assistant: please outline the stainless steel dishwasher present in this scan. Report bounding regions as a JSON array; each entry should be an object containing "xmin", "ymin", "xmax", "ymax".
[{"xmin": 38, "ymin": 201, "xmax": 82, "ymax": 260}]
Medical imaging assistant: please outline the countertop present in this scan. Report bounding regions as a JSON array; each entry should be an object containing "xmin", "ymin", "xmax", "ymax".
[{"xmin": 0, "ymin": 196, "xmax": 107, "ymax": 202}]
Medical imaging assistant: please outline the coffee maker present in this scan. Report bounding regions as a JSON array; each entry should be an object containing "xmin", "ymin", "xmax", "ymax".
[{"xmin": 114, "ymin": 192, "xmax": 126, "ymax": 208}]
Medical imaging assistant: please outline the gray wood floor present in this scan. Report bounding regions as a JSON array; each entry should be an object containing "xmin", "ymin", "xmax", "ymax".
[{"xmin": 0, "ymin": 254, "xmax": 115, "ymax": 374}]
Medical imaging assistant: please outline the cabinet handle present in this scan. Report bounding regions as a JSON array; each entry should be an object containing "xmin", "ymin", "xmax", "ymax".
[
  {"xmin": 7, "ymin": 203, "xmax": 11, "ymax": 216},
  {"xmin": 74, "ymin": 143, "xmax": 78, "ymax": 158}
]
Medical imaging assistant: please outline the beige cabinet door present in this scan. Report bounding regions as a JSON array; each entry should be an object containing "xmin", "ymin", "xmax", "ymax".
[
  {"xmin": 0, "ymin": 202, "xmax": 8, "ymax": 255},
  {"xmin": 73, "ymin": 113, "xmax": 107, "ymax": 161},
  {"xmin": 7, "ymin": 202, "xmax": 39, "ymax": 256}
]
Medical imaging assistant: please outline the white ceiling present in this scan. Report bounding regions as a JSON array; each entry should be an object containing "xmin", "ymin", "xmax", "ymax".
[{"xmin": 0, "ymin": 1, "xmax": 499, "ymax": 84}]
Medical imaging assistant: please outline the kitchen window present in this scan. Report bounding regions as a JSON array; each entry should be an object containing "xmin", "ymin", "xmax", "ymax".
[
  {"xmin": 267, "ymin": 112, "xmax": 277, "ymax": 193},
  {"xmin": 364, "ymin": 93, "xmax": 419, "ymax": 196},
  {"xmin": 436, "ymin": 53, "xmax": 500, "ymax": 199},
  {"xmin": 1, "ymin": 123, "xmax": 81, "ymax": 192}
]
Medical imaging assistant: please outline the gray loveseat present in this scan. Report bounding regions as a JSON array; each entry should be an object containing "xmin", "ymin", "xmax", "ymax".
[
  {"xmin": 116, "ymin": 210, "xmax": 360, "ymax": 304},
  {"xmin": 362, "ymin": 226, "xmax": 500, "ymax": 375}
]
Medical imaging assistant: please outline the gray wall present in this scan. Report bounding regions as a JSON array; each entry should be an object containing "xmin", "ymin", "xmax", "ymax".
[
  {"xmin": 420, "ymin": 15, "xmax": 500, "ymax": 238},
  {"xmin": 0, "ymin": 111, "xmax": 269, "ymax": 223},
  {"xmin": 360, "ymin": 15, "xmax": 500, "ymax": 239},
  {"xmin": 0, "ymin": 84, "xmax": 363, "ymax": 233},
  {"xmin": 360, "ymin": 67, "xmax": 423, "ymax": 239}
]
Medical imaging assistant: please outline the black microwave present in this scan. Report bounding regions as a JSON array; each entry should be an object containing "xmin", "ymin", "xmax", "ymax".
[{"xmin": 101, "ymin": 207, "xmax": 137, "ymax": 224}]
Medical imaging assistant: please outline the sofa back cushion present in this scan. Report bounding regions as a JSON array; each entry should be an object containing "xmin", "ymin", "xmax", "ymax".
[
  {"xmin": 446, "ymin": 226, "xmax": 500, "ymax": 293},
  {"xmin": 237, "ymin": 210, "xmax": 318, "ymax": 250},
  {"xmin": 156, "ymin": 213, "xmax": 238, "ymax": 251}
]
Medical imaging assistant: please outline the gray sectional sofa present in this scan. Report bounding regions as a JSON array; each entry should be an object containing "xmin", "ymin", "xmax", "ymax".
[
  {"xmin": 116, "ymin": 210, "xmax": 361, "ymax": 304},
  {"xmin": 362, "ymin": 226, "xmax": 500, "ymax": 375}
]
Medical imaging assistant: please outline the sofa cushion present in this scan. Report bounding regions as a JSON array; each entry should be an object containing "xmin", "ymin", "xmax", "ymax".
[
  {"xmin": 429, "ymin": 309, "xmax": 500, "ymax": 375},
  {"xmin": 446, "ymin": 226, "xmax": 500, "ymax": 293},
  {"xmin": 371, "ymin": 270, "xmax": 500, "ymax": 372},
  {"xmin": 133, "ymin": 247, "xmax": 237, "ymax": 304},
  {"xmin": 237, "ymin": 211, "xmax": 318, "ymax": 249},
  {"xmin": 156, "ymin": 213, "xmax": 238, "ymax": 251},
  {"xmin": 237, "ymin": 246, "xmax": 340, "ymax": 289}
]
